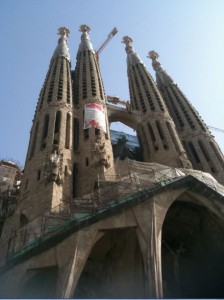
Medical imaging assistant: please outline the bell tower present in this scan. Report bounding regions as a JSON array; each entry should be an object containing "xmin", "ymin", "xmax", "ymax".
[
  {"xmin": 149, "ymin": 51, "xmax": 224, "ymax": 184},
  {"xmin": 122, "ymin": 36, "xmax": 191, "ymax": 169},
  {"xmin": 72, "ymin": 25, "xmax": 115, "ymax": 197},
  {"xmin": 19, "ymin": 27, "xmax": 73, "ymax": 218}
]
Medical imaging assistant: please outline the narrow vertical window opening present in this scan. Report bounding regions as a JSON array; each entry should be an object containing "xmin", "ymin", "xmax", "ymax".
[
  {"xmin": 95, "ymin": 128, "xmax": 100, "ymax": 136},
  {"xmin": 41, "ymin": 114, "xmax": 49, "ymax": 149},
  {"xmin": 198, "ymin": 140, "xmax": 210, "ymax": 162},
  {"xmin": 53, "ymin": 111, "xmax": 61, "ymax": 145},
  {"xmin": 65, "ymin": 113, "xmax": 71, "ymax": 149},
  {"xmin": 189, "ymin": 142, "xmax": 200, "ymax": 163},
  {"xmin": 37, "ymin": 170, "xmax": 41, "ymax": 181},
  {"xmin": 29, "ymin": 122, "xmax": 39, "ymax": 159},
  {"xmin": 73, "ymin": 163, "xmax": 78, "ymax": 198},
  {"xmin": 84, "ymin": 128, "xmax": 89, "ymax": 139},
  {"xmin": 73, "ymin": 118, "xmax": 79, "ymax": 151}
]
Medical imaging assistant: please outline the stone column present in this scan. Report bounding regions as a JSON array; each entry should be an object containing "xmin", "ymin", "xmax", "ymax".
[
  {"xmin": 57, "ymin": 229, "xmax": 104, "ymax": 298},
  {"xmin": 132, "ymin": 201, "xmax": 163, "ymax": 298}
]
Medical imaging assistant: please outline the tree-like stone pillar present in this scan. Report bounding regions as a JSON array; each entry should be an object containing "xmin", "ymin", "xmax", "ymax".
[
  {"xmin": 57, "ymin": 229, "xmax": 104, "ymax": 298},
  {"xmin": 133, "ymin": 201, "xmax": 163, "ymax": 298}
]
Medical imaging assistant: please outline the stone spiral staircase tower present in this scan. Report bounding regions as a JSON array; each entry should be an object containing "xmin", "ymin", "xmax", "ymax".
[
  {"xmin": 72, "ymin": 25, "xmax": 115, "ymax": 197},
  {"xmin": 122, "ymin": 36, "xmax": 192, "ymax": 169},
  {"xmin": 1, "ymin": 28, "xmax": 73, "ymax": 237}
]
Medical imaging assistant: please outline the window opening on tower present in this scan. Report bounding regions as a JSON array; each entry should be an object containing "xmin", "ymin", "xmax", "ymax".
[
  {"xmin": 82, "ymin": 54, "xmax": 87, "ymax": 98},
  {"xmin": 147, "ymin": 123, "xmax": 158, "ymax": 151},
  {"xmin": 95, "ymin": 128, "xmax": 100, "ymax": 136},
  {"xmin": 84, "ymin": 128, "xmax": 89, "ymax": 139},
  {"xmin": 65, "ymin": 113, "xmax": 71, "ymax": 149},
  {"xmin": 72, "ymin": 163, "xmax": 78, "ymax": 198},
  {"xmin": 24, "ymin": 179, "xmax": 28, "ymax": 191},
  {"xmin": 37, "ymin": 169, "xmax": 41, "ymax": 181},
  {"xmin": 41, "ymin": 114, "xmax": 49, "ymax": 149},
  {"xmin": 29, "ymin": 122, "xmax": 39, "ymax": 159},
  {"xmin": 66, "ymin": 65, "xmax": 71, "ymax": 103},
  {"xmin": 188, "ymin": 142, "xmax": 200, "ymax": 163},
  {"xmin": 53, "ymin": 111, "xmax": 61, "ymax": 145},
  {"xmin": 198, "ymin": 140, "xmax": 210, "ymax": 162},
  {"xmin": 73, "ymin": 118, "xmax": 79, "ymax": 151}
]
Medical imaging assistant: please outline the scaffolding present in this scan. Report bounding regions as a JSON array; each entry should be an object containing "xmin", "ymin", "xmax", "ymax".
[{"xmin": 1, "ymin": 160, "xmax": 224, "ymax": 270}]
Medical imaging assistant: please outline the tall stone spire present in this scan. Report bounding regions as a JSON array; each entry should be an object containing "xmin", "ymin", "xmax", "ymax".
[
  {"xmin": 72, "ymin": 25, "xmax": 115, "ymax": 197},
  {"xmin": 148, "ymin": 50, "xmax": 174, "ymax": 88},
  {"xmin": 19, "ymin": 27, "xmax": 73, "ymax": 220},
  {"xmin": 122, "ymin": 37, "xmax": 191, "ymax": 168},
  {"xmin": 148, "ymin": 51, "xmax": 224, "ymax": 184}
]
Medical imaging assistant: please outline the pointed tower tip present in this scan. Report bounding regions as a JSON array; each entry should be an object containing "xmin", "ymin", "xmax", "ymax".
[
  {"xmin": 78, "ymin": 24, "xmax": 94, "ymax": 53},
  {"xmin": 122, "ymin": 36, "xmax": 134, "ymax": 54},
  {"xmin": 52, "ymin": 27, "xmax": 71, "ymax": 62},
  {"xmin": 147, "ymin": 50, "xmax": 161, "ymax": 71},
  {"xmin": 147, "ymin": 50, "xmax": 174, "ymax": 86},
  {"xmin": 122, "ymin": 35, "xmax": 143, "ymax": 66}
]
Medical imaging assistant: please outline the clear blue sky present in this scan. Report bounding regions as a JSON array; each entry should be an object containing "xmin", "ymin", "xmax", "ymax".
[{"xmin": 0, "ymin": 0, "xmax": 224, "ymax": 166}]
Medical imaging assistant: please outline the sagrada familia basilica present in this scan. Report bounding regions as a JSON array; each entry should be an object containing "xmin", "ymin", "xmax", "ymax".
[{"xmin": 0, "ymin": 25, "xmax": 224, "ymax": 298}]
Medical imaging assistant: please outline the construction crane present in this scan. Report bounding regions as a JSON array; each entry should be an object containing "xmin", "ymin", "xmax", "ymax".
[
  {"xmin": 95, "ymin": 27, "xmax": 119, "ymax": 59},
  {"xmin": 208, "ymin": 126, "xmax": 224, "ymax": 134}
]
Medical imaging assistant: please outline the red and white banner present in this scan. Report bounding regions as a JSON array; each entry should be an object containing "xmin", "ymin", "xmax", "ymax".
[{"xmin": 84, "ymin": 103, "xmax": 106, "ymax": 133}]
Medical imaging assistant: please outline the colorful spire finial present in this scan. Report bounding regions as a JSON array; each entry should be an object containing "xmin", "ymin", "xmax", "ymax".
[
  {"xmin": 58, "ymin": 27, "xmax": 70, "ymax": 38},
  {"xmin": 122, "ymin": 36, "xmax": 133, "ymax": 46},
  {"xmin": 147, "ymin": 50, "xmax": 161, "ymax": 71},
  {"xmin": 122, "ymin": 36, "xmax": 134, "ymax": 54},
  {"xmin": 78, "ymin": 24, "xmax": 94, "ymax": 52},
  {"xmin": 79, "ymin": 24, "xmax": 91, "ymax": 34},
  {"xmin": 148, "ymin": 50, "xmax": 159, "ymax": 61}
]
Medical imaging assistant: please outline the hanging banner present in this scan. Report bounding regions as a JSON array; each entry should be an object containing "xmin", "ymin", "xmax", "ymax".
[{"xmin": 84, "ymin": 103, "xmax": 106, "ymax": 133}]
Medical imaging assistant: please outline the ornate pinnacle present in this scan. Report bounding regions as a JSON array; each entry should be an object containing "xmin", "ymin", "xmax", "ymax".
[
  {"xmin": 79, "ymin": 24, "xmax": 91, "ymax": 33},
  {"xmin": 122, "ymin": 36, "xmax": 133, "ymax": 46},
  {"xmin": 147, "ymin": 50, "xmax": 159, "ymax": 61},
  {"xmin": 58, "ymin": 27, "xmax": 70, "ymax": 38},
  {"xmin": 122, "ymin": 36, "xmax": 134, "ymax": 54},
  {"xmin": 147, "ymin": 50, "xmax": 161, "ymax": 71}
]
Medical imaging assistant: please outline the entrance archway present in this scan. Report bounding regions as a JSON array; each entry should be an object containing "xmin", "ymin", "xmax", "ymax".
[
  {"xmin": 162, "ymin": 200, "xmax": 224, "ymax": 298},
  {"xmin": 18, "ymin": 266, "xmax": 58, "ymax": 298},
  {"xmin": 74, "ymin": 227, "xmax": 145, "ymax": 298}
]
